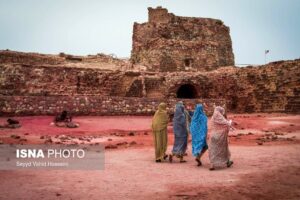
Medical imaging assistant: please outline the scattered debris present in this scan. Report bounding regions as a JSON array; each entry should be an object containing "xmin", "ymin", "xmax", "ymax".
[
  {"xmin": 275, "ymin": 132, "xmax": 284, "ymax": 136},
  {"xmin": 128, "ymin": 132, "xmax": 135, "ymax": 136},
  {"xmin": 116, "ymin": 142, "xmax": 128, "ymax": 146},
  {"xmin": 10, "ymin": 135, "xmax": 21, "ymax": 139},
  {"xmin": 59, "ymin": 135, "xmax": 69, "ymax": 140},
  {"xmin": 66, "ymin": 122, "xmax": 79, "ymax": 128},
  {"xmin": 44, "ymin": 138, "xmax": 53, "ymax": 144},
  {"xmin": 271, "ymin": 135, "xmax": 278, "ymax": 140},
  {"xmin": 105, "ymin": 144, "xmax": 118, "ymax": 149}
]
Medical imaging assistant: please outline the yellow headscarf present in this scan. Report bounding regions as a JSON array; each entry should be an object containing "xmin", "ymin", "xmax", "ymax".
[{"xmin": 152, "ymin": 103, "xmax": 169, "ymax": 131}]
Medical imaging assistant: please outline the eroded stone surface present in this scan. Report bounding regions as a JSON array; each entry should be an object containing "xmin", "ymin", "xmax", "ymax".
[{"xmin": 131, "ymin": 7, "xmax": 234, "ymax": 72}]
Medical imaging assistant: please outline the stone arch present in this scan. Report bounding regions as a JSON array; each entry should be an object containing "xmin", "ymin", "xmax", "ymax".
[{"xmin": 176, "ymin": 84, "xmax": 198, "ymax": 99}]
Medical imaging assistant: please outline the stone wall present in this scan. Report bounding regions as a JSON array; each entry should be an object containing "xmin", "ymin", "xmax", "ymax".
[
  {"xmin": 165, "ymin": 60, "xmax": 300, "ymax": 113},
  {"xmin": 0, "ymin": 95, "xmax": 224, "ymax": 116},
  {"xmin": 0, "ymin": 50, "xmax": 65, "ymax": 65},
  {"xmin": 1, "ymin": 58, "xmax": 299, "ymax": 114},
  {"xmin": 0, "ymin": 64, "xmax": 123, "ymax": 96},
  {"xmin": 131, "ymin": 7, "xmax": 234, "ymax": 72},
  {"xmin": 0, "ymin": 50, "xmax": 129, "ymax": 70}
]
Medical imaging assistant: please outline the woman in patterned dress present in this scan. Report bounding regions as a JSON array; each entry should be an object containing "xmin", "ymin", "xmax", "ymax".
[
  {"xmin": 169, "ymin": 102, "xmax": 188, "ymax": 163},
  {"xmin": 208, "ymin": 106, "xmax": 234, "ymax": 170}
]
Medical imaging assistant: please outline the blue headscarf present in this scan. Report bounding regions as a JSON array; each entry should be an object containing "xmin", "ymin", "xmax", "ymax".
[
  {"xmin": 190, "ymin": 104, "xmax": 208, "ymax": 156},
  {"xmin": 173, "ymin": 102, "xmax": 187, "ymax": 137}
]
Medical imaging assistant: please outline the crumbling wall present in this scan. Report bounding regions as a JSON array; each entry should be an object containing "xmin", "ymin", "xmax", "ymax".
[
  {"xmin": 0, "ymin": 96, "xmax": 224, "ymax": 116},
  {"xmin": 131, "ymin": 7, "xmax": 234, "ymax": 72},
  {"xmin": 0, "ymin": 63, "xmax": 167, "ymax": 98},
  {"xmin": 0, "ymin": 50, "xmax": 65, "ymax": 65},
  {"xmin": 0, "ymin": 64, "xmax": 125, "ymax": 96},
  {"xmin": 1, "ymin": 59, "xmax": 299, "ymax": 114},
  {"xmin": 165, "ymin": 60, "xmax": 300, "ymax": 113},
  {"xmin": 0, "ymin": 50, "xmax": 129, "ymax": 70}
]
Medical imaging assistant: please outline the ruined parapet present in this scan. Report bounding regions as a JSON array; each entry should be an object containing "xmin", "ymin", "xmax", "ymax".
[
  {"xmin": 148, "ymin": 6, "xmax": 174, "ymax": 24},
  {"xmin": 1, "ymin": 58, "xmax": 299, "ymax": 113},
  {"xmin": 0, "ymin": 50, "xmax": 131, "ymax": 70},
  {"xmin": 131, "ymin": 7, "xmax": 235, "ymax": 72},
  {"xmin": 0, "ymin": 50, "xmax": 65, "ymax": 65}
]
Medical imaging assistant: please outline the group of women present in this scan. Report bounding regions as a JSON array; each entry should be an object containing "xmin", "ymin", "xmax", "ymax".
[{"xmin": 151, "ymin": 102, "xmax": 234, "ymax": 170}]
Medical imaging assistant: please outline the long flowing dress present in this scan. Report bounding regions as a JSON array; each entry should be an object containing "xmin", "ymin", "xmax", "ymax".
[
  {"xmin": 184, "ymin": 109, "xmax": 191, "ymax": 150},
  {"xmin": 172, "ymin": 103, "xmax": 188, "ymax": 157},
  {"xmin": 208, "ymin": 106, "xmax": 232, "ymax": 168},
  {"xmin": 190, "ymin": 104, "xmax": 208, "ymax": 157},
  {"xmin": 152, "ymin": 103, "xmax": 169, "ymax": 160}
]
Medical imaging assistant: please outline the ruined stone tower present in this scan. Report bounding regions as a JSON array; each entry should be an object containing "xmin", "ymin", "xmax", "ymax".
[{"xmin": 131, "ymin": 6, "xmax": 235, "ymax": 72}]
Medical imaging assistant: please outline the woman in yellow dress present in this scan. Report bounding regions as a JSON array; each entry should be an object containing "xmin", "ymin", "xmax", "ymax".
[{"xmin": 152, "ymin": 103, "xmax": 169, "ymax": 162}]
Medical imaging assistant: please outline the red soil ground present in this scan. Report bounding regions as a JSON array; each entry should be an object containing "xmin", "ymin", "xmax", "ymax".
[{"xmin": 0, "ymin": 113, "xmax": 299, "ymax": 199}]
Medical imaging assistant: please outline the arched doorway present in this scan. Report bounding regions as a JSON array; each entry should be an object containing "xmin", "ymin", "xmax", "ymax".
[{"xmin": 176, "ymin": 84, "xmax": 198, "ymax": 99}]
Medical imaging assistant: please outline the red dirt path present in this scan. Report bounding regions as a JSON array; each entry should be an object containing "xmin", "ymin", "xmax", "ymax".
[{"xmin": 0, "ymin": 113, "xmax": 299, "ymax": 200}]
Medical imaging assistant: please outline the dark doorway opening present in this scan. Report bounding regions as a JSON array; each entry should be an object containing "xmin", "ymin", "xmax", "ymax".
[
  {"xmin": 176, "ymin": 84, "xmax": 197, "ymax": 99},
  {"xmin": 184, "ymin": 58, "xmax": 193, "ymax": 67}
]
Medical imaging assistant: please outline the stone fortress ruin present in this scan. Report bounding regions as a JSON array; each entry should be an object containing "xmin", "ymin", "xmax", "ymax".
[
  {"xmin": 131, "ymin": 7, "xmax": 234, "ymax": 72},
  {"xmin": 0, "ymin": 7, "xmax": 299, "ymax": 116}
]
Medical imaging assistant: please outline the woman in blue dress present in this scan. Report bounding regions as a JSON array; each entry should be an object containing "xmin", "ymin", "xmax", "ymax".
[{"xmin": 190, "ymin": 104, "xmax": 208, "ymax": 166}]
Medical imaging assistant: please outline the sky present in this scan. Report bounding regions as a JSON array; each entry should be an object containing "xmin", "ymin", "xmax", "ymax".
[{"xmin": 0, "ymin": 0, "xmax": 299, "ymax": 65}]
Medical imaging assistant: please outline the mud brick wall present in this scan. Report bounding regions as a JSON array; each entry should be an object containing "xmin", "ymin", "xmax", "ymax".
[
  {"xmin": 1, "ymin": 59, "xmax": 299, "ymax": 114},
  {"xmin": 131, "ymin": 7, "xmax": 234, "ymax": 72},
  {"xmin": 0, "ymin": 50, "xmax": 128, "ymax": 69},
  {"xmin": 0, "ymin": 64, "xmax": 168, "ymax": 98},
  {"xmin": 0, "ymin": 95, "xmax": 224, "ymax": 116},
  {"xmin": 165, "ymin": 60, "xmax": 300, "ymax": 113},
  {"xmin": 0, "ymin": 64, "xmax": 128, "ymax": 96},
  {"xmin": 0, "ymin": 50, "xmax": 65, "ymax": 65}
]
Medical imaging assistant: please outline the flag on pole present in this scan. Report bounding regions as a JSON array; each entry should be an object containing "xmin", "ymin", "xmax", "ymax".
[{"xmin": 265, "ymin": 50, "xmax": 270, "ymax": 54}]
